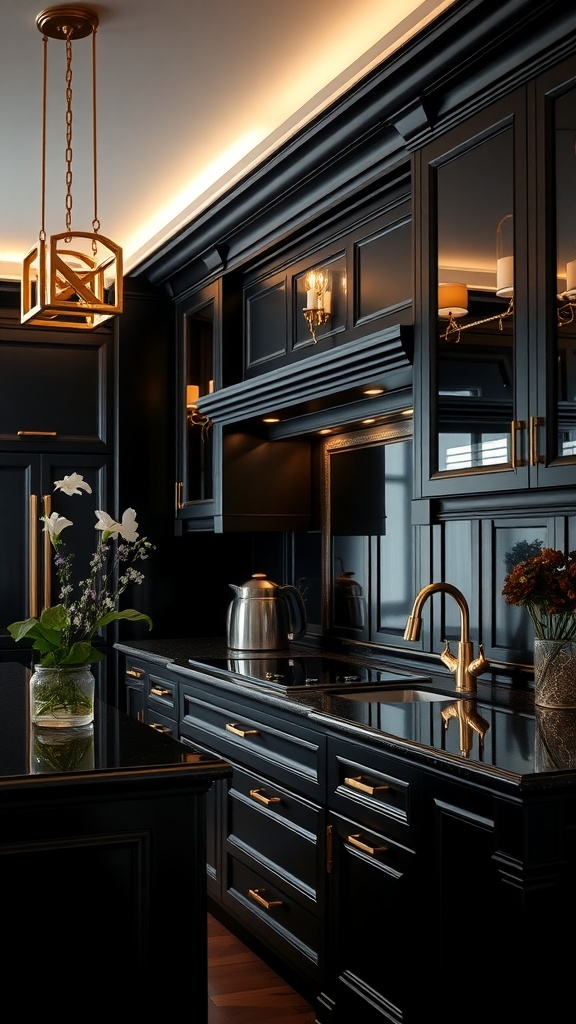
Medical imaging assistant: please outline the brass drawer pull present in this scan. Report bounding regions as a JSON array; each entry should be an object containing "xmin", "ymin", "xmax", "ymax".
[
  {"xmin": 226, "ymin": 722, "xmax": 260, "ymax": 737},
  {"xmin": 248, "ymin": 888, "xmax": 282, "ymax": 910},
  {"xmin": 150, "ymin": 686, "xmax": 172, "ymax": 698},
  {"xmin": 249, "ymin": 788, "xmax": 281, "ymax": 806},
  {"xmin": 149, "ymin": 723, "xmax": 172, "ymax": 735},
  {"xmin": 344, "ymin": 775, "xmax": 390, "ymax": 796},
  {"xmin": 17, "ymin": 430, "xmax": 57, "ymax": 437},
  {"xmin": 126, "ymin": 669, "xmax": 144, "ymax": 679},
  {"xmin": 347, "ymin": 834, "xmax": 389, "ymax": 856}
]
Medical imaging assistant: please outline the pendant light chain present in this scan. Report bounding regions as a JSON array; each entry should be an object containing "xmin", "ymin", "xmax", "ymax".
[
  {"xmin": 40, "ymin": 33, "xmax": 48, "ymax": 243},
  {"xmin": 91, "ymin": 25, "xmax": 99, "ymax": 254},
  {"xmin": 64, "ymin": 27, "xmax": 74, "ymax": 240}
]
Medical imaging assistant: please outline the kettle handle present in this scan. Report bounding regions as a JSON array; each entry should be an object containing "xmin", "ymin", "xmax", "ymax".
[{"xmin": 279, "ymin": 585, "xmax": 307, "ymax": 640}]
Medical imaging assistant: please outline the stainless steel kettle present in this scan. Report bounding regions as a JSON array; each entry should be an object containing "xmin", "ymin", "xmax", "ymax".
[{"xmin": 226, "ymin": 573, "xmax": 307, "ymax": 651}]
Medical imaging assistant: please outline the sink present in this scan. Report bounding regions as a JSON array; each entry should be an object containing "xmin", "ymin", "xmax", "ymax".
[{"xmin": 335, "ymin": 687, "xmax": 458, "ymax": 703}]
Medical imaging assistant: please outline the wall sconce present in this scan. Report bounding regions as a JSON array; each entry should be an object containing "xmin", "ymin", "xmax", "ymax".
[
  {"xmin": 187, "ymin": 385, "xmax": 211, "ymax": 436},
  {"xmin": 303, "ymin": 269, "xmax": 332, "ymax": 343},
  {"xmin": 21, "ymin": 7, "xmax": 123, "ymax": 331}
]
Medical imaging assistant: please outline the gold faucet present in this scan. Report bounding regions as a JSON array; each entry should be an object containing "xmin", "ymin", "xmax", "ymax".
[
  {"xmin": 441, "ymin": 699, "xmax": 490, "ymax": 757},
  {"xmin": 403, "ymin": 582, "xmax": 490, "ymax": 693}
]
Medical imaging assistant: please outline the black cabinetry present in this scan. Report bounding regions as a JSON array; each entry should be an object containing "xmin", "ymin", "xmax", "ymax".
[
  {"xmin": 326, "ymin": 735, "xmax": 423, "ymax": 1023},
  {"xmin": 179, "ymin": 672, "xmax": 327, "ymax": 990},
  {"xmin": 0, "ymin": 303, "xmax": 114, "ymax": 695},
  {"xmin": 120, "ymin": 646, "xmax": 576, "ymax": 1023}
]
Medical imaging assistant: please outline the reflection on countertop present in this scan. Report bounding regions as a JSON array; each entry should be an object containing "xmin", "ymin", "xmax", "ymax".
[
  {"xmin": 0, "ymin": 658, "xmax": 230, "ymax": 783},
  {"xmin": 111, "ymin": 636, "xmax": 576, "ymax": 782}
]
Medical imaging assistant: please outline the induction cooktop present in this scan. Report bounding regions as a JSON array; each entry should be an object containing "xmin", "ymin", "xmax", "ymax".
[{"xmin": 188, "ymin": 653, "xmax": 431, "ymax": 694}]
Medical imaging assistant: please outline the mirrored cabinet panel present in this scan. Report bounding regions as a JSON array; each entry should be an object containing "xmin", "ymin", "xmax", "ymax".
[
  {"xmin": 322, "ymin": 419, "xmax": 414, "ymax": 645},
  {"xmin": 553, "ymin": 82, "xmax": 576, "ymax": 462},
  {"xmin": 436, "ymin": 126, "xmax": 515, "ymax": 476}
]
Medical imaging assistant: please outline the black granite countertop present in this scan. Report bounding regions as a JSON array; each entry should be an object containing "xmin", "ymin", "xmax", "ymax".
[
  {"xmin": 115, "ymin": 637, "xmax": 576, "ymax": 786},
  {"xmin": 0, "ymin": 659, "xmax": 230, "ymax": 786}
]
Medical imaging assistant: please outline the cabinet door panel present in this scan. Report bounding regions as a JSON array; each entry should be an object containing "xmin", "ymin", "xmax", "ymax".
[
  {"xmin": 0, "ymin": 337, "xmax": 109, "ymax": 444},
  {"xmin": 0, "ymin": 454, "xmax": 109, "ymax": 644},
  {"xmin": 417, "ymin": 91, "xmax": 530, "ymax": 497},
  {"xmin": 329, "ymin": 812, "xmax": 419, "ymax": 1023}
]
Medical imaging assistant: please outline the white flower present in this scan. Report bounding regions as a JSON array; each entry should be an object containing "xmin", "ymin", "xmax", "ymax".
[
  {"xmin": 95, "ymin": 507, "xmax": 139, "ymax": 543},
  {"xmin": 54, "ymin": 473, "xmax": 93, "ymax": 496},
  {"xmin": 42, "ymin": 512, "xmax": 73, "ymax": 540}
]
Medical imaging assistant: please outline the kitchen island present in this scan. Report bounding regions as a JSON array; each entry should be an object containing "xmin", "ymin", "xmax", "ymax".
[
  {"xmin": 116, "ymin": 637, "xmax": 576, "ymax": 1023},
  {"xmin": 0, "ymin": 659, "xmax": 231, "ymax": 1016}
]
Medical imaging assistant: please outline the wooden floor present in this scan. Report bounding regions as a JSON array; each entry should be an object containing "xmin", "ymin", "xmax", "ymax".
[{"xmin": 207, "ymin": 913, "xmax": 317, "ymax": 1023}]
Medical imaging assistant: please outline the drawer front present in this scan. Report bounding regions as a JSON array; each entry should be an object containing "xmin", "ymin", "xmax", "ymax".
[
  {"xmin": 223, "ymin": 855, "xmax": 322, "ymax": 985},
  {"xmin": 181, "ymin": 685, "xmax": 324, "ymax": 800},
  {"xmin": 327, "ymin": 736, "xmax": 422, "ymax": 844},
  {"xmin": 144, "ymin": 707, "xmax": 177, "ymax": 738},
  {"xmin": 147, "ymin": 669, "xmax": 178, "ymax": 721},
  {"xmin": 227, "ymin": 765, "xmax": 324, "ymax": 899}
]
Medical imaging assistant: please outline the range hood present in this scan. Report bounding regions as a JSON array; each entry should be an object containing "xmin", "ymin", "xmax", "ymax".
[{"xmin": 195, "ymin": 325, "xmax": 413, "ymax": 435}]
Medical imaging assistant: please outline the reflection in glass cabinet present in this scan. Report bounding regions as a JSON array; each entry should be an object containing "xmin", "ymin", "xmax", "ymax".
[
  {"xmin": 555, "ymin": 85, "xmax": 576, "ymax": 461},
  {"xmin": 436, "ymin": 127, "xmax": 515, "ymax": 474},
  {"xmin": 183, "ymin": 294, "xmax": 215, "ymax": 506}
]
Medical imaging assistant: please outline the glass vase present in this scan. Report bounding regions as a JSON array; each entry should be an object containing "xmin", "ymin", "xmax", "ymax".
[
  {"xmin": 30, "ymin": 664, "xmax": 95, "ymax": 728},
  {"xmin": 533, "ymin": 639, "xmax": 576, "ymax": 709},
  {"xmin": 31, "ymin": 723, "xmax": 95, "ymax": 773}
]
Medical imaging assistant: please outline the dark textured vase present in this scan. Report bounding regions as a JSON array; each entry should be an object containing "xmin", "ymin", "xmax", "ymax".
[{"xmin": 533, "ymin": 640, "xmax": 576, "ymax": 709}]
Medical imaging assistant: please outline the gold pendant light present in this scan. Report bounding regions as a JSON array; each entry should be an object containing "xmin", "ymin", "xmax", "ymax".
[{"xmin": 21, "ymin": 6, "xmax": 123, "ymax": 330}]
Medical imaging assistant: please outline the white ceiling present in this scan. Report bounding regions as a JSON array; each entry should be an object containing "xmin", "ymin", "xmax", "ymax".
[{"xmin": 0, "ymin": 0, "xmax": 456, "ymax": 282}]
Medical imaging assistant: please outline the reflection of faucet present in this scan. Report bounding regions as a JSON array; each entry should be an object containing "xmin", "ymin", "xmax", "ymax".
[
  {"xmin": 403, "ymin": 582, "xmax": 490, "ymax": 693},
  {"xmin": 441, "ymin": 700, "xmax": 490, "ymax": 758}
]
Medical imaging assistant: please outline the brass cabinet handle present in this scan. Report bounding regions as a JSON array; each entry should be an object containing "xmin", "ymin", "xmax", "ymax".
[
  {"xmin": 149, "ymin": 723, "xmax": 172, "ymax": 735},
  {"xmin": 344, "ymin": 775, "xmax": 389, "ymax": 796},
  {"xmin": 17, "ymin": 430, "xmax": 57, "ymax": 437},
  {"xmin": 126, "ymin": 668, "xmax": 144, "ymax": 679},
  {"xmin": 510, "ymin": 419, "xmax": 526, "ymax": 468},
  {"xmin": 226, "ymin": 722, "xmax": 260, "ymax": 737},
  {"xmin": 150, "ymin": 686, "xmax": 172, "ymax": 698},
  {"xmin": 530, "ymin": 415, "xmax": 544, "ymax": 465},
  {"xmin": 347, "ymin": 833, "xmax": 389, "ymax": 857},
  {"xmin": 248, "ymin": 888, "xmax": 282, "ymax": 910},
  {"xmin": 175, "ymin": 481, "xmax": 183, "ymax": 512},
  {"xmin": 42, "ymin": 494, "xmax": 51, "ymax": 610},
  {"xmin": 29, "ymin": 493, "xmax": 38, "ymax": 619},
  {"xmin": 249, "ymin": 787, "xmax": 281, "ymax": 806}
]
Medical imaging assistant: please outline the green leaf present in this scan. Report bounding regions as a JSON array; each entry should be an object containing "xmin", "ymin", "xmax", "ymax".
[{"xmin": 94, "ymin": 608, "xmax": 153, "ymax": 631}]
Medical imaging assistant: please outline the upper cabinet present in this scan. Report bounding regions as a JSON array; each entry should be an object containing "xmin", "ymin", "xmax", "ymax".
[
  {"xmin": 416, "ymin": 56, "xmax": 576, "ymax": 498},
  {"xmin": 243, "ymin": 186, "xmax": 412, "ymax": 376},
  {"xmin": 176, "ymin": 281, "xmax": 219, "ymax": 519}
]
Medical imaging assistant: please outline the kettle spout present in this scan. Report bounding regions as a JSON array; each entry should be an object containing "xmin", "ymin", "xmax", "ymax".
[{"xmin": 229, "ymin": 584, "xmax": 241, "ymax": 595}]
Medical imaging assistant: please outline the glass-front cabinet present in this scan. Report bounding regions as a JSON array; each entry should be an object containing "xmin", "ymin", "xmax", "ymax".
[
  {"xmin": 176, "ymin": 281, "xmax": 219, "ymax": 526},
  {"xmin": 417, "ymin": 56, "xmax": 576, "ymax": 497}
]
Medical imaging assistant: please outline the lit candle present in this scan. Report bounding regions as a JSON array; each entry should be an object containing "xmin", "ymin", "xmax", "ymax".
[{"xmin": 186, "ymin": 384, "xmax": 200, "ymax": 407}]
